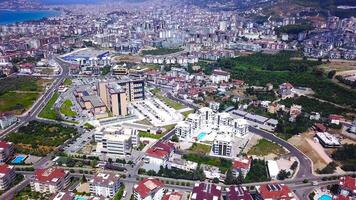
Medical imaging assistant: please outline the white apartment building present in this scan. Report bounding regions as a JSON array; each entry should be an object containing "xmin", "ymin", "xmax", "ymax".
[
  {"xmin": 96, "ymin": 134, "xmax": 132, "ymax": 157},
  {"xmin": 31, "ymin": 167, "xmax": 70, "ymax": 194},
  {"xmin": 134, "ymin": 178, "xmax": 165, "ymax": 200},
  {"xmin": 95, "ymin": 126, "xmax": 139, "ymax": 148},
  {"xmin": 89, "ymin": 172, "xmax": 121, "ymax": 198},
  {"xmin": 0, "ymin": 164, "xmax": 16, "ymax": 190},
  {"xmin": 176, "ymin": 107, "xmax": 248, "ymax": 142},
  {"xmin": 212, "ymin": 134, "xmax": 233, "ymax": 157}
]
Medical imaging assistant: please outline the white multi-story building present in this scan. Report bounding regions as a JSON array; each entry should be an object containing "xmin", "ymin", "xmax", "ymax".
[
  {"xmin": 133, "ymin": 178, "xmax": 165, "ymax": 200},
  {"xmin": 143, "ymin": 141, "xmax": 175, "ymax": 172},
  {"xmin": 212, "ymin": 134, "xmax": 233, "ymax": 157},
  {"xmin": 176, "ymin": 107, "xmax": 248, "ymax": 142},
  {"xmin": 0, "ymin": 141, "xmax": 14, "ymax": 163},
  {"xmin": 95, "ymin": 126, "xmax": 140, "ymax": 158},
  {"xmin": 31, "ymin": 167, "xmax": 70, "ymax": 194},
  {"xmin": 89, "ymin": 172, "xmax": 121, "ymax": 198},
  {"xmin": 0, "ymin": 164, "xmax": 16, "ymax": 190},
  {"xmin": 97, "ymin": 134, "xmax": 132, "ymax": 157}
]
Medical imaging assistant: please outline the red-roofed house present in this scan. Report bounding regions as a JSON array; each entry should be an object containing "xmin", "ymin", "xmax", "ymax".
[
  {"xmin": 162, "ymin": 192, "xmax": 184, "ymax": 200},
  {"xmin": 19, "ymin": 63, "xmax": 35, "ymax": 74},
  {"xmin": 31, "ymin": 167, "xmax": 70, "ymax": 194},
  {"xmin": 191, "ymin": 183, "xmax": 222, "ymax": 200},
  {"xmin": 329, "ymin": 114, "xmax": 345, "ymax": 125},
  {"xmin": 226, "ymin": 186, "xmax": 253, "ymax": 200},
  {"xmin": 256, "ymin": 184, "xmax": 295, "ymax": 200},
  {"xmin": 339, "ymin": 176, "xmax": 356, "ymax": 196},
  {"xmin": 232, "ymin": 157, "xmax": 251, "ymax": 178},
  {"xmin": 314, "ymin": 123, "xmax": 327, "ymax": 132},
  {"xmin": 133, "ymin": 177, "xmax": 165, "ymax": 200},
  {"xmin": 278, "ymin": 83, "xmax": 294, "ymax": 97},
  {"xmin": 0, "ymin": 141, "xmax": 14, "ymax": 163},
  {"xmin": 143, "ymin": 141, "xmax": 175, "ymax": 172},
  {"xmin": 0, "ymin": 164, "xmax": 16, "ymax": 190}
]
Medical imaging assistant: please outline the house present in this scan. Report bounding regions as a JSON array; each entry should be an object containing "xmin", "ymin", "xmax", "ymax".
[
  {"xmin": 210, "ymin": 69, "xmax": 230, "ymax": 84},
  {"xmin": 162, "ymin": 192, "xmax": 184, "ymax": 200},
  {"xmin": 315, "ymin": 132, "xmax": 341, "ymax": 148},
  {"xmin": 89, "ymin": 172, "xmax": 121, "ymax": 198},
  {"xmin": 329, "ymin": 114, "xmax": 344, "ymax": 125},
  {"xmin": 232, "ymin": 157, "xmax": 251, "ymax": 178},
  {"xmin": 31, "ymin": 167, "xmax": 70, "ymax": 194},
  {"xmin": 289, "ymin": 104, "xmax": 302, "ymax": 122},
  {"xmin": 267, "ymin": 160, "xmax": 279, "ymax": 180},
  {"xmin": 314, "ymin": 123, "xmax": 327, "ymax": 132},
  {"xmin": 19, "ymin": 63, "xmax": 35, "ymax": 74},
  {"xmin": 191, "ymin": 183, "xmax": 222, "ymax": 200},
  {"xmin": 0, "ymin": 164, "xmax": 16, "ymax": 190},
  {"xmin": 133, "ymin": 177, "xmax": 165, "ymax": 200},
  {"xmin": 0, "ymin": 141, "xmax": 14, "ymax": 163},
  {"xmin": 278, "ymin": 83, "xmax": 294, "ymax": 97},
  {"xmin": 339, "ymin": 176, "xmax": 356, "ymax": 196},
  {"xmin": 226, "ymin": 186, "xmax": 253, "ymax": 200},
  {"xmin": 256, "ymin": 184, "xmax": 295, "ymax": 200},
  {"xmin": 0, "ymin": 113, "xmax": 17, "ymax": 129},
  {"xmin": 143, "ymin": 141, "xmax": 175, "ymax": 172}
]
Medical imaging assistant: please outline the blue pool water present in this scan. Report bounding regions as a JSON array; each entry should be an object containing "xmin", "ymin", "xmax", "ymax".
[
  {"xmin": 319, "ymin": 194, "xmax": 332, "ymax": 200},
  {"xmin": 11, "ymin": 155, "xmax": 27, "ymax": 164},
  {"xmin": 75, "ymin": 197, "xmax": 88, "ymax": 200},
  {"xmin": 197, "ymin": 132, "xmax": 206, "ymax": 140}
]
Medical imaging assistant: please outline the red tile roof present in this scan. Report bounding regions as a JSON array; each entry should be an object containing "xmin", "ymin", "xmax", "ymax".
[
  {"xmin": 329, "ymin": 114, "xmax": 344, "ymax": 121},
  {"xmin": 280, "ymin": 82, "xmax": 294, "ymax": 89},
  {"xmin": 226, "ymin": 186, "xmax": 253, "ymax": 200},
  {"xmin": 134, "ymin": 178, "xmax": 164, "ymax": 199},
  {"xmin": 258, "ymin": 184, "xmax": 294, "ymax": 200},
  {"xmin": 34, "ymin": 167, "xmax": 67, "ymax": 183},
  {"xmin": 146, "ymin": 141, "xmax": 175, "ymax": 159},
  {"xmin": 191, "ymin": 183, "xmax": 222, "ymax": 200},
  {"xmin": 162, "ymin": 192, "xmax": 183, "ymax": 200},
  {"xmin": 339, "ymin": 176, "xmax": 356, "ymax": 192},
  {"xmin": 233, "ymin": 158, "xmax": 251, "ymax": 170},
  {"xmin": 314, "ymin": 123, "xmax": 327, "ymax": 132},
  {"xmin": 0, "ymin": 164, "xmax": 13, "ymax": 175},
  {"xmin": 0, "ymin": 141, "xmax": 11, "ymax": 149},
  {"xmin": 335, "ymin": 195, "xmax": 350, "ymax": 200}
]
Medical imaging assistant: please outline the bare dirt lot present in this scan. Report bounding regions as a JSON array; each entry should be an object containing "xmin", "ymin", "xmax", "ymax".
[{"xmin": 288, "ymin": 131, "xmax": 331, "ymax": 171}]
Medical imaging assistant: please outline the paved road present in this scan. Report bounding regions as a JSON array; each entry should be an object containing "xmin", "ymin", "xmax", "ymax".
[
  {"xmin": 0, "ymin": 57, "xmax": 70, "ymax": 139},
  {"xmin": 249, "ymin": 126, "xmax": 314, "ymax": 179}
]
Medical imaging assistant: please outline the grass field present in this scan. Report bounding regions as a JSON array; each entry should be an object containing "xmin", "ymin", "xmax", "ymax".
[
  {"xmin": 63, "ymin": 78, "xmax": 72, "ymax": 86},
  {"xmin": 141, "ymin": 48, "xmax": 183, "ymax": 55},
  {"xmin": 38, "ymin": 92, "xmax": 59, "ymax": 120},
  {"xmin": 154, "ymin": 90, "xmax": 185, "ymax": 110},
  {"xmin": 248, "ymin": 139, "xmax": 287, "ymax": 156},
  {"xmin": 188, "ymin": 143, "xmax": 211, "ymax": 155},
  {"xmin": 60, "ymin": 99, "xmax": 77, "ymax": 117},
  {"xmin": 182, "ymin": 110, "xmax": 194, "ymax": 119},
  {"xmin": 0, "ymin": 92, "xmax": 39, "ymax": 114},
  {"xmin": 0, "ymin": 77, "xmax": 49, "ymax": 114},
  {"xmin": 138, "ymin": 131, "xmax": 163, "ymax": 139}
]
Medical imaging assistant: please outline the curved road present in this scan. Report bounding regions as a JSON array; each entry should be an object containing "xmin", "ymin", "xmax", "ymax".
[{"xmin": 249, "ymin": 126, "xmax": 314, "ymax": 179}]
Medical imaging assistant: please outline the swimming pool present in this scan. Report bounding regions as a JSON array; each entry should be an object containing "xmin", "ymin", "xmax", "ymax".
[
  {"xmin": 318, "ymin": 194, "xmax": 332, "ymax": 200},
  {"xmin": 11, "ymin": 155, "xmax": 27, "ymax": 164},
  {"xmin": 75, "ymin": 197, "xmax": 88, "ymax": 200},
  {"xmin": 197, "ymin": 132, "xmax": 206, "ymax": 140}
]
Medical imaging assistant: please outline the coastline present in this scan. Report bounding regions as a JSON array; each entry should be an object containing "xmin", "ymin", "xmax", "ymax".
[{"xmin": 0, "ymin": 9, "xmax": 61, "ymax": 25}]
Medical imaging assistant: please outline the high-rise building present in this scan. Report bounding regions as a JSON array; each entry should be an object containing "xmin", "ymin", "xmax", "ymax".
[{"xmin": 98, "ymin": 79, "xmax": 145, "ymax": 117}]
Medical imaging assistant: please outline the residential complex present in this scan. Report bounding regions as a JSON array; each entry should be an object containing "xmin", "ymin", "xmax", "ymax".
[
  {"xmin": 31, "ymin": 167, "xmax": 70, "ymax": 194},
  {"xmin": 89, "ymin": 172, "xmax": 121, "ymax": 198},
  {"xmin": 134, "ymin": 178, "xmax": 165, "ymax": 200},
  {"xmin": 0, "ymin": 141, "xmax": 14, "ymax": 163},
  {"xmin": 0, "ymin": 164, "xmax": 16, "ymax": 190}
]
